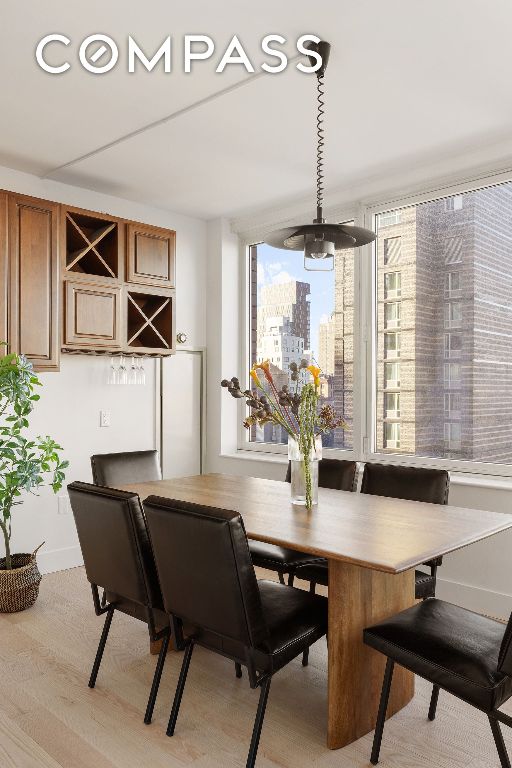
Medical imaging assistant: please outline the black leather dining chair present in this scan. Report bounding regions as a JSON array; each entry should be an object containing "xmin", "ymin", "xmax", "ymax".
[
  {"xmin": 360, "ymin": 463, "xmax": 450, "ymax": 600},
  {"xmin": 249, "ymin": 459, "xmax": 358, "ymax": 588},
  {"xmin": 364, "ymin": 599, "xmax": 512, "ymax": 767},
  {"xmin": 68, "ymin": 481, "xmax": 171, "ymax": 725},
  {"xmin": 143, "ymin": 495, "xmax": 328, "ymax": 768},
  {"xmin": 91, "ymin": 449, "xmax": 162, "ymax": 487}
]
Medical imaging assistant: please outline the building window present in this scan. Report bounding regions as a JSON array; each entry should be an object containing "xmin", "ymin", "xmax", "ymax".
[
  {"xmin": 384, "ymin": 302, "xmax": 401, "ymax": 328},
  {"xmin": 378, "ymin": 210, "xmax": 401, "ymax": 227},
  {"xmin": 444, "ymin": 333, "xmax": 462, "ymax": 358},
  {"xmin": 445, "ymin": 302, "xmax": 462, "ymax": 328},
  {"xmin": 444, "ymin": 422, "xmax": 462, "ymax": 449},
  {"xmin": 384, "ymin": 392, "xmax": 400, "ymax": 418},
  {"xmin": 384, "ymin": 422, "xmax": 401, "ymax": 449},
  {"xmin": 384, "ymin": 237, "xmax": 402, "ymax": 265},
  {"xmin": 444, "ymin": 393, "xmax": 461, "ymax": 419},
  {"xmin": 445, "ymin": 271, "xmax": 461, "ymax": 297},
  {"xmin": 444, "ymin": 236, "xmax": 463, "ymax": 264},
  {"xmin": 445, "ymin": 195, "xmax": 463, "ymax": 212},
  {"xmin": 384, "ymin": 271, "xmax": 401, "ymax": 299},
  {"xmin": 384, "ymin": 332, "xmax": 401, "ymax": 358},
  {"xmin": 444, "ymin": 362, "xmax": 461, "ymax": 387},
  {"xmin": 247, "ymin": 232, "xmax": 353, "ymax": 450},
  {"xmin": 384, "ymin": 362, "xmax": 400, "ymax": 388}
]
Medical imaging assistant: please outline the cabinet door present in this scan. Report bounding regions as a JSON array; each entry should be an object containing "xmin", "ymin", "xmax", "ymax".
[
  {"xmin": 0, "ymin": 194, "xmax": 7, "ymax": 353},
  {"xmin": 9, "ymin": 194, "xmax": 60, "ymax": 371},
  {"xmin": 65, "ymin": 280, "xmax": 122, "ymax": 349},
  {"xmin": 127, "ymin": 223, "xmax": 175, "ymax": 287}
]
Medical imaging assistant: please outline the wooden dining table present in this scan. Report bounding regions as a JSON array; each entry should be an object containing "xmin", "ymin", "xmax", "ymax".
[{"xmin": 121, "ymin": 473, "xmax": 512, "ymax": 751}]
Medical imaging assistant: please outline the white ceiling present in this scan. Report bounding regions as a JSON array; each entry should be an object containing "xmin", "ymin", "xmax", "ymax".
[{"xmin": 2, "ymin": 0, "xmax": 512, "ymax": 219}]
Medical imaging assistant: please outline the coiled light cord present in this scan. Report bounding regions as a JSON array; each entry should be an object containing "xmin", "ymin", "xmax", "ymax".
[{"xmin": 316, "ymin": 74, "xmax": 325, "ymax": 213}]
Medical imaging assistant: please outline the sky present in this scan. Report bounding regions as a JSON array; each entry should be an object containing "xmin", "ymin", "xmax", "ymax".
[{"xmin": 256, "ymin": 242, "xmax": 335, "ymax": 359}]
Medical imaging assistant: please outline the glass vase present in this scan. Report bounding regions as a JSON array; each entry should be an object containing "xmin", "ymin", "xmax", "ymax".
[{"xmin": 288, "ymin": 435, "xmax": 322, "ymax": 508}]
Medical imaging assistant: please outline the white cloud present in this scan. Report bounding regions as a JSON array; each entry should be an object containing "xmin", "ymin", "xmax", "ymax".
[
  {"xmin": 257, "ymin": 262, "xmax": 266, "ymax": 285},
  {"xmin": 267, "ymin": 261, "xmax": 283, "ymax": 276},
  {"xmin": 319, "ymin": 313, "xmax": 329, "ymax": 324},
  {"xmin": 272, "ymin": 270, "xmax": 298, "ymax": 285}
]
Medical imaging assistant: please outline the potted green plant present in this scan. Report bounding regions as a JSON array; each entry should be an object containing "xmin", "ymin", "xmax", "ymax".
[{"xmin": 0, "ymin": 347, "xmax": 68, "ymax": 612}]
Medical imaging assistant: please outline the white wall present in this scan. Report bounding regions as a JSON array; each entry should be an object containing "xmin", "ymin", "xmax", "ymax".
[
  {"xmin": 10, "ymin": 355, "xmax": 157, "ymax": 573},
  {"xmin": 0, "ymin": 165, "xmax": 207, "ymax": 572}
]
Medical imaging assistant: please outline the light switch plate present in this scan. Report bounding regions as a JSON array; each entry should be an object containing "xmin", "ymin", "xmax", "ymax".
[{"xmin": 100, "ymin": 410, "xmax": 111, "ymax": 427}]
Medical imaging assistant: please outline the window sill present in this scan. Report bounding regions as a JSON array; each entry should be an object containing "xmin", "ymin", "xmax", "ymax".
[
  {"xmin": 220, "ymin": 453, "xmax": 512, "ymax": 491},
  {"xmin": 221, "ymin": 450, "xmax": 288, "ymax": 465}
]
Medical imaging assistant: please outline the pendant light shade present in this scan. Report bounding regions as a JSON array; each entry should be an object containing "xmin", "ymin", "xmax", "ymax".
[{"xmin": 264, "ymin": 41, "xmax": 376, "ymax": 269}]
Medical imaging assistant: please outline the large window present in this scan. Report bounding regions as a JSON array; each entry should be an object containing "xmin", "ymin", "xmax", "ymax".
[
  {"xmin": 248, "ymin": 235, "xmax": 354, "ymax": 449},
  {"xmin": 244, "ymin": 175, "xmax": 512, "ymax": 471},
  {"xmin": 375, "ymin": 179, "xmax": 512, "ymax": 464}
]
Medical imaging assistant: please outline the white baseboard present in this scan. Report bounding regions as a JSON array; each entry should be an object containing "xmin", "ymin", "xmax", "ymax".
[
  {"xmin": 437, "ymin": 577, "xmax": 512, "ymax": 620},
  {"xmin": 38, "ymin": 545, "xmax": 83, "ymax": 575}
]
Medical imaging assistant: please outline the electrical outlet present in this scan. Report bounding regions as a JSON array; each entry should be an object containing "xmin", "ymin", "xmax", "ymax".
[
  {"xmin": 100, "ymin": 410, "xmax": 111, "ymax": 427},
  {"xmin": 57, "ymin": 495, "xmax": 69, "ymax": 515}
]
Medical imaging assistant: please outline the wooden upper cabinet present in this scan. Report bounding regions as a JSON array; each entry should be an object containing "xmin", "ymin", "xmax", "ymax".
[
  {"xmin": 9, "ymin": 194, "xmax": 60, "ymax": 371},
  {"xmin": 127, "ymin": 223, "xmax": 175, "ymax": 287},
  {"xmin": 0, "ymin": 194, "xmax": 7, "ymax": 353},
  {"xmin": 64, "ymin": 279, "xmax": 122, "ymax": 349}
]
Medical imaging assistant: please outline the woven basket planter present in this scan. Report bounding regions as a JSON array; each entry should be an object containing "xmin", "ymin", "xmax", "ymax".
[{"xmin": 0, "ymin": 548, "xmax": 43, "ymax": 613}]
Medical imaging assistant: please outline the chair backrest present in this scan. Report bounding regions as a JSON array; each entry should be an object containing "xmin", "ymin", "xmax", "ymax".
[
  {"xmin": 143, "ymin": 496, "xmax": 269, "ymax": 650},
  {"xmin": 68, "ymin": 481, "xmax": 161, "ymax": 609},
  {"xmin": 91, "ymin": 449, "xmax": 162, "ymax": 487},
  {"xmin": 285, "ymin": 458, "xmax": 358, "ymax": 491},
  {"xmin": 498, "ymin": 615, "xmax": 512, "ymax": 677},
  {"xmin": 361, "ymin": 463, "xmax": 450, "ymax": 505}
]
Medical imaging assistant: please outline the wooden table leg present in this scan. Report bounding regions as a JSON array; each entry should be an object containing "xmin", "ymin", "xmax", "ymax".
[
  {"xmin": 150, "ymin": 633, "xmax": 180, "ymax": 655},
  {"xmin": 327, "ymin": 559, "xmax": 415, "ymax": 750},
  {"xmin": 150, "ymin": 638, "xmax": 163, "ymax": 655}
]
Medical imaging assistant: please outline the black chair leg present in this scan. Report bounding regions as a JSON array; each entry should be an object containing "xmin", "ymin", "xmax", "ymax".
[
  {"xmin": 288, "ymin": 573, "xmax": 295, "ymax": 587},
  {"xmin": 88, "ymin": 606, "xmax": 114, "ymax": 689},
  {"xmin": 489, "ymin": 716, "xmax": 512, "ymax": 768},
  {"xmin": 428, "ymin": 685, "xmax": 440, "ymax": 721},
  {"xmin": 302, "ymin": 647, "xmax": 309, "ymax": 667},
  {"xmin": 246, "ymin": 676, "xmax": 272, "ymax": 768},
  {"xmin": 309, "ymin": 582, "xmax": 316, "ymax": 594},
  {"xmin": 278, "ymin": 571, "xmax": 285, "ymax": 585},
  {"xmin": 370, "ymin": 658, "xmax": 395, "ymax": 765},
  {"xmin": 167, "ymin": 641, "xmax": 194, "ymax": 737},
  {"xmin": 235, "ymin": 662, "xmax": 243, "ymax": 678},
  {"xmin": 144, "ymin": 632, "xmax": 170, "ymax": 725}
]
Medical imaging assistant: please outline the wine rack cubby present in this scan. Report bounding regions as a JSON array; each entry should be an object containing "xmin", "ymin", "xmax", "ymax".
[
  {"xmin": 65, "ymin": 211, "xmax": 120, "ymax": 280},
  {"xmin": 127, "ymin": 288, "xmax": 175, "ymax": 353}
]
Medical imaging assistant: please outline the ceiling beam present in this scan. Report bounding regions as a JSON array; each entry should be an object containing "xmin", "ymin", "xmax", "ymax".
[{"xmin": 42, "ymin": 54, "xmax": 301, "ymax": 179}]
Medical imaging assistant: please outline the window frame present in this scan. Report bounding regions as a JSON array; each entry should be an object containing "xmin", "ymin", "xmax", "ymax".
[{"xmin": 238, "ymin": 168, "xmax": 512, "ymax": 477}]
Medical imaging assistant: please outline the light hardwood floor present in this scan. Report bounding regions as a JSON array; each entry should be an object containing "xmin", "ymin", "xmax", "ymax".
[{"xmin": 0, "ymin": 567, "xmax": 510, "ymax": 768}]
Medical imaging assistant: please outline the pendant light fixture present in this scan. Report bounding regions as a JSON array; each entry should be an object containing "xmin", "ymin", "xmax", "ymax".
[{"xmin": 264, "ymin": 41, "xmax": 376, "ymax": 271}]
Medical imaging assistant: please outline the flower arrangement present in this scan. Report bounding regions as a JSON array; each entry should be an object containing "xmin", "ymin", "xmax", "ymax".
[{"xmin": 221, "ymin": 359, "xmax": 346, "ymax": 508}]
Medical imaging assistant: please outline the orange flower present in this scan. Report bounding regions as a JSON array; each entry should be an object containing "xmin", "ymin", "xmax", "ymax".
[
  {"xmin": 307, "ymin": 364, "xmax": 321, "ymax": 388},
  {"xmin": 254, "ymin": 360, "xmax": 273, "ymax": 384},
  {"xmin": 249, "ymin": 368, "xmax": 261, "ymax": 387}
]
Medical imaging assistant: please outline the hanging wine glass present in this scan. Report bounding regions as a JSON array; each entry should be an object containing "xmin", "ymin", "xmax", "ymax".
[
  {"xmin": 139, "ymin": 358, "xmax": 146, "ymax": 386},
  {"xmin": 128, "ymin": 356, "xmax": 137, "ymax": 385},
  {"xmin": 119, "ymin": 355, "xmax": 128, "ymax": 386},
  {"xmin": 108, "ymin": 355, "xmax": 118, "ymax": 385}
]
